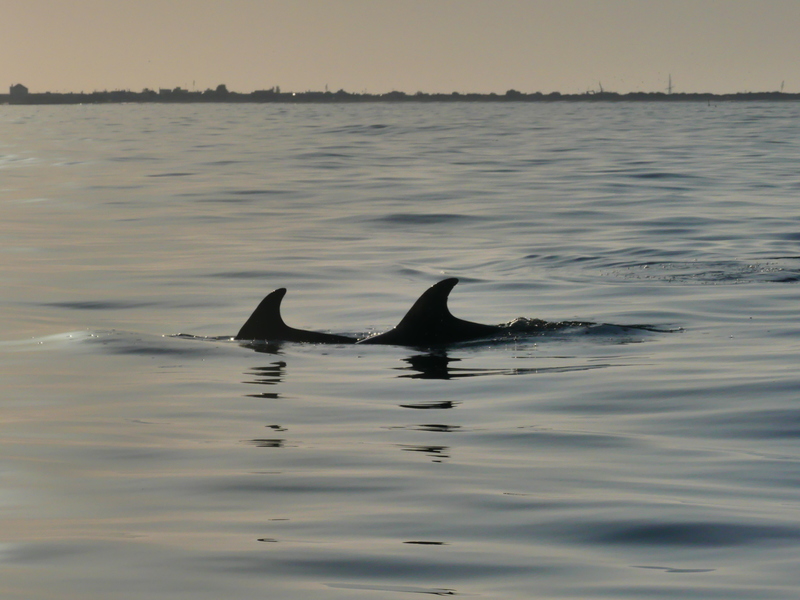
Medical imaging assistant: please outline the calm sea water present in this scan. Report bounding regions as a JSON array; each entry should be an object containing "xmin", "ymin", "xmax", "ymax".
[{"xmin": 3, "ymin": 102, "xmax": 800, "ymax": 599}]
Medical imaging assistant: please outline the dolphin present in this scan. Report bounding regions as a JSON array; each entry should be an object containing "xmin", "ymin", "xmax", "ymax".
[
  {"xmin": 235, "ymin": 288, "xmax": 357, "ymax": 343},
  {"xmin": 358, "ymin": 278, "xmax": 504, "ymax": 346},
  {"xmin": 234, "ymin": 278, "xmax": 596, "ymax": 346}
]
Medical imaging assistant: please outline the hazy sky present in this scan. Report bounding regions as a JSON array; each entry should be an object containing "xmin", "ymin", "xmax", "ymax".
[{"xmin": 3, "ymin": 1, "xmax": 799, "ymax": 95}]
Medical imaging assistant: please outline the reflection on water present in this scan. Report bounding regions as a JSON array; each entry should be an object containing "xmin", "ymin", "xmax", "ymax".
[
  {"xmin": 326, "ymin": 583, "xmax": 457, "ymax": 596},
  {"xmin": 400, "ymin": 444, "xmax": 450, "ymax": 462},
  {"xmin": 403, "ymin": 541, "xmax": 448, "ymax": 546},
  {"xmin": 633, "ymin": 565, "xmax": 716, "ymax": 574},
  {"xmin": 388, "ymin": 424, "xmax": 462, "ymax": 433},
  {"xmin": 411, "ymin": 424, "xmax": 460, "ymax": 433},
  {"xmin": 246, "ymin": 391, "xmax": 281, "ymax": 399},
  {"xmin": 244, "ymin": 341, "xmax": 284, "ymax": 355},
  {"xmin": 397, "ymin": 352, "xmax": 462, "ymax": 379},
  {"xmin": 397, "ymin": 351, "xmax": 614, "ymax": 379},
  {"xmin": 400, "ymin": 400, "xmax": 460, "ymax": 410},
  {"xmin": 246, "ymin": 438, "xmax": 285, "ymax": 448},
  {"xmin": 243, "ymin": 361, "xmax": 286, "ymax": 386}
]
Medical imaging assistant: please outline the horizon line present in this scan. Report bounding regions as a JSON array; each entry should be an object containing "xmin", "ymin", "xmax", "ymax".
[{"xmin": 6, "ymin": 82, "xmax": 797, "ymax": 98}]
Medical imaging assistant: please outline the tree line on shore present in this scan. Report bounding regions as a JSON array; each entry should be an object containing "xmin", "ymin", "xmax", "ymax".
[{"xmin": 4, "ymin": 84, "xmax": 798, "ymax": 104}]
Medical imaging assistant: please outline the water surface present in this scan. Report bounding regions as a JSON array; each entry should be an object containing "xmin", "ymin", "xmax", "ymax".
[{"xmin": 3, "ymin": 102, "xmax": 800, "ymax": 599}]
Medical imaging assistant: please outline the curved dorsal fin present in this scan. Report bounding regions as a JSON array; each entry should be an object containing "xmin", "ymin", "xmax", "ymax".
[
  {"xmin": 236, "ymin": 288, "xmax": 356, "ymax": 343},
  {"xmin": 394, "ymin": 277, "xmax": 460, "ymax": 331},
  {"xmin": 235, "ymin": 288, "xmax": 289, "ymax": 340},
  {"xmin": 358, "ymin": 278, "xmax": 500, "ymax": 346}
]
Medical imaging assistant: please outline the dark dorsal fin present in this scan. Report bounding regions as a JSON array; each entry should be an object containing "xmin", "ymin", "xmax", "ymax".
[
  {"xmin": 235, "ymin": 288, "xmax": 288, "ymax": 340},
  {"xmin": 358, "ymin": 278, "xmax": 501, "ymax": 346},
  {"xmin": 235, "ymin": 288, "xmax": 356, "ymax": 344}
]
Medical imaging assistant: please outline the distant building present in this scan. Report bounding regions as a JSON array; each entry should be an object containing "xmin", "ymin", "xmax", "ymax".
[
  {"xmin": 158, "ymin": 88, "xmax": 188, "ymax": 96},
  {"xmin": 10, "ymin": 83, "xmax": 28, "ymax": 98}
]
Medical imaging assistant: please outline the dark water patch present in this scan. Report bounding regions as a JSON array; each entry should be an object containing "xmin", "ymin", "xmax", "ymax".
[
  {"xmin": 203, "ymin": 550, "xmax": 540, "ymax": 579},
  {"xmin": 44, "ymin": 300, "xmax": 158, "ymax": 310},
  {"xmin": 327, "ymin": 583, "xmax": 456, "ymax": 596},
  {"xmin": 88, "ymin": 332, "xmax": 227, "ymax": 357},
  {"xmin": 634, "ymin": 215, "xmax": 722, "ymax": 229},
  {"xmin": 525, "ymin": 251, "xmax": 695, "ymax": 275},
  {"xmin": 295, "ymin": 151, "xmax": 351, "ymax": 160},
  {"xmin": 606, "ymin": 259, "xmax": 800, "ymax": 285},
  {"xmin": 227, "ymin": 188, "xmax": 293, "ymax": 196},
  {"xmin": 108, "ymin": 154, "xmax": 161, "ymax": 162},
  {"xmin": 102, "ymin": 343, "xmax": 218, "ymax": 357},
  {"xmin": 580, "ymin": 323, "xmax": 677, "ymax": 335},
  {"xmin": 629, "ymin": 171, "xmax": 699, "ymax": 180},
  {"xmin": 208, "ymin": 270, "xmax": 295, "ymax": 279},
  {"xmin": 195, "ymin": 197, "xmax": 259, "ymax": 204},
  {"xmin": 478, "ymin": 167, "xmax": 520, "ymax": 173},
  {"xmin": 87, "ymin": 183, "xmax": 146, "ymax": 191},
  {"xmin": 201, "ymin": 159, "xmax": 240, "ymax": 166},
  {"xmin": 498, "ymin": 494, "xmax": 567, "ymax": 511},
  {"xmin": 684, "ymin": 408, "xmax": 800, "ymax": 440},
  {"xmin": 371, "ymin": 213, "xmax": 486, "ymax": 226},
  {"xmin": 324, "ymin": 123, "xmax": 391, "ymax": 134},
  {"xmin": 146, "ymin": 172, "xmax": 195, "ymax": 177},
  {"xmin": 585, "ymin": 583, "xmax": 783, "ymax": 600},
  {"xmin": 203, "ymin": 477, "xmax": 400, "ymax": 495},
  {"xmin": 524, "ymin": 253, "xmax": 608, "ymax": 265},
  {"xmin": 478, "ymin": 428, "xmax": 637, "ymax": 450},
  {"xmin": 633, "ymin": 565, "xmax": 716, "ymax": 574},
  {"xmin": 588, "ymin": 521, "xmax": 800, "ymax": 547},
  {"xmin": 278, "ymin": 555, "xmax": 540, "ymax": 579},
  {"xmin": 521, "ymin": 158, "xmax": 556, "ymax": 167},
  {"xmin": 1, "ymin": 541, "xmax": 96, "ymax": 564}
]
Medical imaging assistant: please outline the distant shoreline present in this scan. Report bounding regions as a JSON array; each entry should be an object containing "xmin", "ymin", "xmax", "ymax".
[{"xmin": 4, "ymin": 87, "xmax": 799, "ymax": 105}]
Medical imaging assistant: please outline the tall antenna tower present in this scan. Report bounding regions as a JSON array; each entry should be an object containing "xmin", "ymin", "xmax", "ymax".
[{"xmin": 667, "ymin": 74, "xmax": 673, "ymax": 94}]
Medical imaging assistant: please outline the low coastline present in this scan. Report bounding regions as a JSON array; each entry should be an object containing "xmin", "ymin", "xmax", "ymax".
[{"xmin": 3, "ymin": 86, "xmax": 799, "ymax": 105}]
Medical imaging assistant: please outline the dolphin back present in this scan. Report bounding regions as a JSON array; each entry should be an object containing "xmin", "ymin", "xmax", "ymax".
[
  {"xmin": 236, "ymin": 289, "xmax": 356, "ymax": 343},
  {"xmin": 358, "ymin": 278, "xmax": 501, "ymax": 346}
]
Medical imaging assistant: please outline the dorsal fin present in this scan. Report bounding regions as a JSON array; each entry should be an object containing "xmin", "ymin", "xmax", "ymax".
[
  {"xmin": 235, "ymin": 288, "xmax": 289, "ymax": 340},
  {"xmin": 394, "ymin": 278, "xmax": 460, "ymax": 332},
  {"xmin": 358, "ymin": 278, "xmax": 501, "ymax": 346},
  {"xmin": 235, "ymin": 289, "xmax": 356, "ymax": 343}
]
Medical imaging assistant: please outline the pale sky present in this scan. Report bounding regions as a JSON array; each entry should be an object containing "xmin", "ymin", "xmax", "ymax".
[{"xmin": 3, "ymin": 1, "xmax": 799, "ymax": 95}]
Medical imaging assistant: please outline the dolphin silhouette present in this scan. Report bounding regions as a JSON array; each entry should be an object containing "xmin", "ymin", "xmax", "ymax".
[
  {"xmin": 235, "ymin": 288, "xmax": 356, "ymax": 343},
  {"xmin": 358, "ymin": 278, "xmax": 503, "ymax": 346},
  {"xmin": 235, "ymin": 278, "xmax": 594, "ymax": 346}
]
